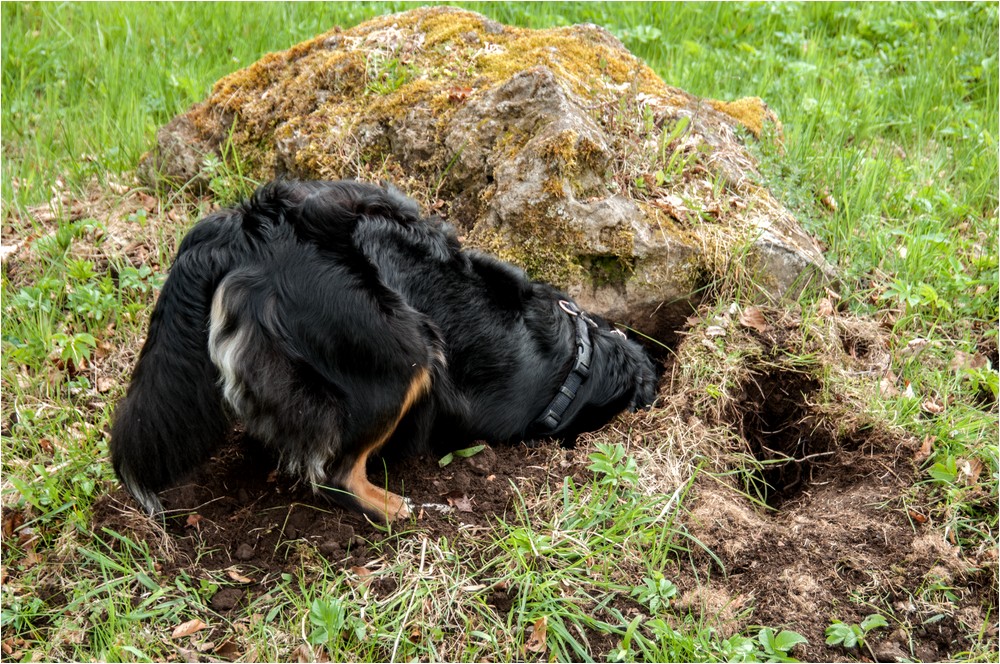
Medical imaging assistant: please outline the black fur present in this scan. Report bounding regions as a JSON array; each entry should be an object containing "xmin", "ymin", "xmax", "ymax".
[{"xmin": 110, "ymin": 180, "xmax": 657, "ymax": 518}]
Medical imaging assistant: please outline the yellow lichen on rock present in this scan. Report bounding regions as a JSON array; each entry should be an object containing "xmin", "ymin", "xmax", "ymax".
[
  {"xmin": 708, "ymin": 97, "xmax": 783, "ymax": 139},
  {"xmin": 143, "ymin": 6, "xmax": 832, "ymax": 339}
]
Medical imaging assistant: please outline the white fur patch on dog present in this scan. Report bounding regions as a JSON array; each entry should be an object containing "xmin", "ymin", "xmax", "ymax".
[{"xmin": 208, "ymin": 282, "xmax": 249, "ymax": 418}]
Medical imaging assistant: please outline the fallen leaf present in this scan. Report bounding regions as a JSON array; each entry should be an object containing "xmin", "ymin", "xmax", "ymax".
[
  {"xmin": 22, "ymin": 549, "xmax": 41, "ymax": 569},
  {"xmin": 2, "ymin": 511, "xmax": 23, "ymax": 538},
  {"xmin": 38, "ymin": 438, "xmax": 54, "ymax": 455},
  {"xmin": 908, "ymin": 509, "xmax": 928, "ymax": 524},
  {"xmin": 958, "ymin": 457, "xmax": 984, "ymax": 485},
  {"xmin": 921, "ymin": 397, "xmax": 945, "ymax": 415},
  {"xmin": 448, "ymin": 86, "xmax": 474, "ymax": 103},
  {"xmin": 171, "ymin": 618, "xmax": 208, "ymax": 639},
  {"xmin": 949, "ymin": 351, "xmax": 989, "ymax": 372},
  {"xmin": 915, "ymin": 435, "xmax": 934, "ymax": 462},
  {"xmin": 292, "ymin": 643, "xmax": 329, "ymax": 663},
  {"xmin": 901, "ymin": 338, "xmax": 930, "ymax": 356},
  {"xmin": 186, "ymin": 513, "xmax": 203, "ymax": 528},
  {"xmin": 524, "ymin": 616, "xmax": 548, "ymax": 654},
  {"xmin": 214, "ymin": 640, "xmax": 241, "ymax": 659},
  {"xmin": 738, "ymin": 306, "xmax": 767, "ymax": 333},
  {"xmin": 444, "ymin": 491, "xmax": 474, "ymax": 513},
  {"xmin": 96, "ymin": 376, "xmax": 116, "ymax": 393},
  {"xmin": 176, "ymin": 646, "xmax": 200, "ymax": 663},
  {"xmin": 879, "ymin": 371, "xmax": 899, "ymax": 398},
  {"xmin": 226, "ymin": 569, "xmax": 253, "ymax": 584},
  {"xmin": 0, "ymin": 243, "xmax": 22, "ymax": 262},
  {"xmin": 817, "ymin": 298, "xmax": 835, "ymax": 317},
  {"xmin": 350, "ymin": 565, "xmax": 371, "ymax": 579}
]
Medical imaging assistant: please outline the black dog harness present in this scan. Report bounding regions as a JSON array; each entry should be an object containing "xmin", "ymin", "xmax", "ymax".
[{"xmin": 534, "ymin": 300, "xmax": 596, "ymax": 432}]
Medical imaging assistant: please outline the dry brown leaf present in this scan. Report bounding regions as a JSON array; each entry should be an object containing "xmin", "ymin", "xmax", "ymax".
[
  {"xmin": 176, "ymin": 646, "xmax": 200, "ymax": 663},
  {"xmin": 226, "ymin": 569, "xmax": 253, "ymax": 584},
  {"xmin": 958, "ymin": 458, "xmax": 984, "ymax": 485},
  {"xmin": 171, "ymin": 618, "xmax": 208, "ymax": 639},
  {"xmin": 524, "ymin": 616, "xmax": 548, "ymax": 654},
  {"xmin": 817, "ymin": 298, "xmax": 835, "ymax": 317},
  {"xmin": 292, "ymin": 643, "xmax": 329, "ymax": 663},
  {"xmin": 915, "ymin": 435, "xmax": 934, "ymax": 462},
  {"xmin": 214, "ymin": 640, "xmax": 241, "ymax": 659},
  {"xmin": 350, "ymin": 565, "xmax": 371, "ymax": 579},
  {"xmin": 949, "ymin": 351, "xmax": 989, "ymax": 372},
  {"xmin": 738, "ymin": 306, "xmax": 767, "ymax": 333},
  {"xmin": 448, "ymin": 86, "xmax": 474, "ymax": 103},
  {"xmin": 96, "ymin": 376, "xmax": 116, "ymax": 393},
  {"xmin": 901, "ymin": 338, "xmax": 930, "ymax": 356},
  {"xmin": 22, "ymin": 549, "xmax": 42, "ymax": 569},
  {"xmin": 879, "ymin": 371, "xmax": 899, "ymax": 398},
  {"xmin": 908, "ymin": 509, "xmax": 928, "ymax": 524},
  {"xmin": 445, "ymin": 491, "xmax": 474, "ymax": 513},
  {"xmin": 2, "ymin": 511, "xmax": 23, "ymax": 538},
  {"xmin": 921, "ymin": 397, "xmax": 945, "ymax": 415}
]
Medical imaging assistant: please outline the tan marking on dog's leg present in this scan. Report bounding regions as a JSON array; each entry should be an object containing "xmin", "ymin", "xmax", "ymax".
[{"xmin": 342, "ymin": 367, "xmax": 431, "ymax": 522}]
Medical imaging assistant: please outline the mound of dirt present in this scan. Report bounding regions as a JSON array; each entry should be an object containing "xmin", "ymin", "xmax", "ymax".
[
  {"xmin": 666, "ymin": 304, "xmax": 997, "ymax": 661},
  {"xmin": 90, "ymin": 303, "xmax": 997, "ymax": 661}
]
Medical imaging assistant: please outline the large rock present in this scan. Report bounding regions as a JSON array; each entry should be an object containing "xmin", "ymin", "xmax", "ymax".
[{"xmin": 140, "ymin": 6, "xmax": 834, "ymax": 340}]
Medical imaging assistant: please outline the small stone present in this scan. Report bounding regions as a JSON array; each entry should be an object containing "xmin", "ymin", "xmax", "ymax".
[
  {"xmin": 234, "ymin": 543, "xmax": 255, "ymax": 561},
  {"xmin": 318, "ymin": 540, "xmax": 342, "ymax": 556},
  {"xmin": 210, "ymin": 587, "xmax": 244, "ymax": 612}
]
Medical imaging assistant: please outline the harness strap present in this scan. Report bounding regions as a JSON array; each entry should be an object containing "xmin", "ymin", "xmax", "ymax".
[{"xmin": 534, "ymin": 300, "xmax": 594, "ymax": 432}]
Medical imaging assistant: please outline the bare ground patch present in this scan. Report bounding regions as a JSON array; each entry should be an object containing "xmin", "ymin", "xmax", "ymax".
[
  {"xmin": 5, "ymin": 185, "xmax": 996, "ymax": 661},
  {"xmin": 85, "ymin": 305, "xmax": 998, "ymax": 661}
]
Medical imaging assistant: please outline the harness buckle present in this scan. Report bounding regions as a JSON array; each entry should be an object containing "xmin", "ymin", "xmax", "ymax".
[{"xmin": 558, "ymin": 299, "xmax": 579, "ymax": 316}]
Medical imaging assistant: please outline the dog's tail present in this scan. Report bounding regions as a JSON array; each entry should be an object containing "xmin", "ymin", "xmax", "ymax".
[{"xmin": 110, "ymin": 209, "xmax": 253, "ymax": 515}]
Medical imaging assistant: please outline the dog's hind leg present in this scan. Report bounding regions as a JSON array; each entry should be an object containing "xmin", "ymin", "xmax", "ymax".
[{"xmin": 332, "ymin": 367, "xmax": 431, "ymax": 522}]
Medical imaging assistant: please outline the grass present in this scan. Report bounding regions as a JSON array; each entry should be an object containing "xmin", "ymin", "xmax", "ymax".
[{"xmin": 2, "ymin": 2, "xmax": 998, "ymax": 662}]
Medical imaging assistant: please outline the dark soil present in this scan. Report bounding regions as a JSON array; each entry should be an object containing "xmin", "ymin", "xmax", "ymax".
[
  {"xmin": 677, "ymin": 357, "xmax": 997, "ymax": 662},
  {"xmin": 94, "ymin": 436, "xmax": 575, "ymax": 587},
  {"xmin": 88, "ymin": 317, "xmax": 998, "ymax": 662}
]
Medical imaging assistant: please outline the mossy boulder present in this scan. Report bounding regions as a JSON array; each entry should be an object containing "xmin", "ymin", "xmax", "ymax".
[{"xmin": 140, "ymin": 6, "xmax": 834, "ymax": 340}]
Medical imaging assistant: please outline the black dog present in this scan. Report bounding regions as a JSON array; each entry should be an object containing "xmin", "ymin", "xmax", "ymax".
[{"xmin": 111, "ymin": 180, "xmax": 657, "ymax": 521}]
